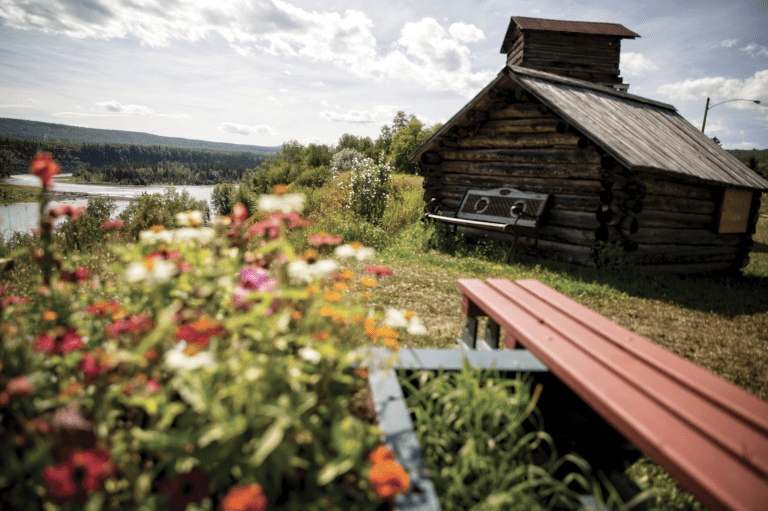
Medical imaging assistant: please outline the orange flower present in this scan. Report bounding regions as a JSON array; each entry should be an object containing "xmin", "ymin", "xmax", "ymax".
[
  {"xmin": 355, "ymin": 367, "xmax": 369, "ymax": 380},
  {"xmin": 149, "ymin": 225, "xmax": 165, "ymax": 232},
  {"xmin": 352, "ymin": 314, "xmax": 363, "ymax": 324},
  {"xmin": 341, "ymin": 268, "xmax": 355, "ymax": 280},
  {"xmin": 43, "ymin": 310, "xmax": 58, "ymax": 321},
  {"xmin": 306, "ymin": 284, "xmax": 320, "ymax": 294},
  {"xmin": 333, "ymin": 281, "xmax": 348, "ymax": 292},
  {"xmin": 220, "ymin": 483, "xmax": 268, "ymax": 511},
  {"xmin": 376, "ymin": 325, "xmax": 399, "ymax": 340},
  {"xmin": 303, "ymin": 248, "xmax": 318, "ymax": 261},
  {"xmin": 368, "ymin": 445, "xmax": 394, "ymax": 464},
  {"xmin": 361, "ymin": 292, "xmax": 372, "ymax": 300},
  {"xmin": 360, "ymin": 276, "xmax": 378, "ymax": 288},
  {"xmin": 323, "ymin": 291, "xmax": 342, "ymax": 303},
  {"xmin": 318, "ymin": 306, "xmax": 334, "ymax": 317},
  {"xmin": 383, "ymin": 338, "xmax": 400, "ymax": 351},
  {"xmin": 291, "ymin": 310, "xmax": 303, "ymax": 321},
  {"xmin": 332, "ymin": 312, "xmax": 347, "ymax": 325},
  {"xmin": 31, "ymin": 153, "xmax": 60, "ymax": 189},
  {"xmin": 313, "ymin": 330, "xmax": 330, "ymax": 342},
  {"xmin": 350, "ymin": 242, "xmax": 363, "ymax": 250},
  {"xmin": 363, "ymin": 318, "xmax": 376, "ymax": 336},
  {"xmin": 404, "ymin": 310, "xmax": 415, "ymax": 320},
  {"xmin": 369, "ymin": 460, "xmax": 410, "ymax": 500},
  {"xmin": 273, "ymin": 184, "xmax": 289, "ymax": 195}
]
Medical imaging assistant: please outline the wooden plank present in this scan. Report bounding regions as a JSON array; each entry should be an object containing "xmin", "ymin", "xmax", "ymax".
[
  {"xmin": 438, "ymin": 148, "xmax": 601, "ymax": 165},
  {"xmin": 478, "ymin": 118, "xmax": 561, "ymax": 134},
  {"xmin": 440, "ymin": 173, "xmax": 604, "ymax": 195},
  {"xmin": 456, "ymin": 279, "xmax": 768, "ymax": 511},
  {"xmin": 630, "ymin": 228, "xmax": 742, "ymax": 246},
  {"xmin": 455, "ymin": 133, "xmax": 582, "ymax": 149},
  {"xmin": 440, "ymin": 161, "xmax": 602, "ymax": 179}
]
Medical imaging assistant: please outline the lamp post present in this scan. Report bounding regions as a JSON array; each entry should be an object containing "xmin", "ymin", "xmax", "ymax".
[{"xmin": 701, "ymin": 97, "xmax": 761, "ymax": 133}]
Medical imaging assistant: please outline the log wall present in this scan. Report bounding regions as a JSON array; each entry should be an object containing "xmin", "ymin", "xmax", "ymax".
[{"xmin": 420, "ymin": 80, "xmax": 760, "ymax": 274}]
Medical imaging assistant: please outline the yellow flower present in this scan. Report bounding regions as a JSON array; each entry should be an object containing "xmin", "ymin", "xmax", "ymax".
[
  {"xmin": 405, "ymin": 310, "xmax": 415, "ymax": 320},
  {"xmin": 319, "ymin": 306, "xmax": 334, "ymax": 317},
  {"xmin": 273, "ymin": 184, "xmax": 290, "ymax": 195},
  {"xmin": 360, "ymin": 276, "xmax": 378, "ymax": 288},
  {"xmin": 303, "ymin": 248, "xmax": 318, "ymax": 261},
  {"xmin": 323, "ymin": 291, "xmax": 342, "ymax": 303},
  {"xmin": 184, "ymin": 343, "xmax": 202, "ymax": 356},
  {"xmin": 150, "ymin": 225, "xmax": 165, "ymax": 232},
  {"xmin": 350, "ymin": 241, "xmax": 363, "ymax": 250}
]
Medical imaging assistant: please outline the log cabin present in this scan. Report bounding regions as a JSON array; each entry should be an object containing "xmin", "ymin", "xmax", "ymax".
[{"xmin": 411, "ymin": 16, "xmax": 768, "ymax": 274}]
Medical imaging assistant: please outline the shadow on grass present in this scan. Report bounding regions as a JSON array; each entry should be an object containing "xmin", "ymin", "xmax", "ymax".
[
  {"xmin": 752, "ymin": 240, "xmax": 768, "ymax": 253},
  {"xmin": 504, "ymin": 251, "xmax": 768, "ymax": 317}
]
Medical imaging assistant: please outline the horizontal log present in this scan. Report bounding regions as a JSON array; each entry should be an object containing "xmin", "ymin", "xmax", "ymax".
[
  {"xmin": 540, "ymin": 225, "xmax": 603, "ymax": 246},
  {"xmin": 455, "ymin": 132, "xmax": 582, "ymax": 149},
  {"xmin": 633, "ymin": 210, "xmax": 714, "ymax": 229},
  {"xmin": 548, "ymin": 209, "xmax": 601, "ymax": 230},
  {"xmin": 439, "ymin": 161, "xmax": 602, "ymax": 180},
  {"xmin": 619, "ymin": 216, "xmax": 639, "ymax": 234},
  {"xmin": 438, "ymin": 139, "xmax": 458, "ymax": 149},
  {"xmin": 642, "ymin": 195, "xmax": 717, "ymax": 215},
  {"xmin": 551, "ymin": 194, "xmax": 603, "ymax": 212},
  {"xmin": 596, "ymin": 204, "xmax": 624, "ymax": 225},
  {"xmin": 438, "ymin": 148, "xmax": 601, "ymax": 165},
  {"xmin": 629, "ymin": 228, "xmax": 744, "ymax": 246},
  {"xmin": 420, "ymin": 164, "xmax": 442, "ymax": 177},
  {"xmin": 632, "ymin": 245, "xmax": 739, "ymax": 265},
  {"xmin": 421, "ymin": 152, "xmax": 441, "ymax": 164},
  {"xmin": 440, "ymin": 173, "xmax": 604, "ymax": 195},
  {"xmin": 479, "ymin": 119, "xmax": 561, "ymax": 134},
  {"xmin": 487, "ymin": 103, "xmax": 556, "ymax": 120},
  {"xmin": 638, "ymin": 176, "xmax": 714, "ymax": 200}
]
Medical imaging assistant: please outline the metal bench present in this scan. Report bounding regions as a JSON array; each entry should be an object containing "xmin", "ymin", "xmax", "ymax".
[
  {"xmin": 424, "ymin": 188, "xmax": 550, "ymax": 261},
  {"xmin": 458, "ymin": 278, "xmax": 768, "ymax": 511}
]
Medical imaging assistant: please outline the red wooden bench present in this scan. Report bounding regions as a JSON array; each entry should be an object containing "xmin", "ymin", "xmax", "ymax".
[{"xmin": 457, "ymin": 278, "xmax": 768, "ymax": 511}]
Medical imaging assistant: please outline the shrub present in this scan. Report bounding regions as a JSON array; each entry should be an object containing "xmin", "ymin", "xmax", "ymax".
[
  {"xmin": 59, "ymin": 197, "xmax": 116, "ymax": 251},
  {"xmin": 293, "ymin": 165, "xmax": 331, "ymax": 189},
  {"xmin": 330, "ymin": 148, "xmax": 366, "ymax": 175},
  {"xmin": 120, "ymin": 188, "xmax": 209, "ymax": 239},
  {"xmin": 345, "ymin": 157, "xmax": 393, "ymax": 226}
]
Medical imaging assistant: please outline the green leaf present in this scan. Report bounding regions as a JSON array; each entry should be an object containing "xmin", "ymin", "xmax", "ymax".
[
  {"xmin": 250, "ymin": 417, "xmax": 289, "ymax": 466},
  {"xmin": 316, "ymin": 458, "xmax": 355, "ymax": 486}
]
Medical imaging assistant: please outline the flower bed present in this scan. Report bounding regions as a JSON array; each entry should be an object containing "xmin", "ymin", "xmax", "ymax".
[{"xmin": 0, "ymin": 154, "xmax": 422, "ymax": 510}]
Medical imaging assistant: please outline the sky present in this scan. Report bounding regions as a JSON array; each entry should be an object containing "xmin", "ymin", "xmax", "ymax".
[{"xmin": 1, "ymin": 0, "xmax": 766, "ymax": 150}]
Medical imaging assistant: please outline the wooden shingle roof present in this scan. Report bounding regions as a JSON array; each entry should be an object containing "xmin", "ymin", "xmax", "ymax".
[{"xmin": 410, "ymin": 66, "xmax": 768, "ymax": 191}]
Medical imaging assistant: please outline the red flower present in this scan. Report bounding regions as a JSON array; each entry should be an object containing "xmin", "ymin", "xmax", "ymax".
[
  {"xmin": 175, "ymin": 316, "xmax": 224, "ymax": 348},
  {"xmin": 368, "ymin": 460, "xmax": 410, "ymax": 500},
  {"xmin": 34, "ymin": 329, "xmax": 84, "ymax": 354},
  {"xmin": 80, "ymin": 352, "xmax": 112, "ymax": 378},
  {"xmin": 106, "ymin": 314, "xmax": 152, "ymax": 338},
  {"xmin": 61, "ymin": 267, "xmax": 89, "ymax": 283},
  {"xmin": 43, "ymin": 461, "xmax": 77, "ymax": 503},
  {"xmin": 42, "ymin": 449, "xmax": 114, "ymax": 504},
  {"xmin": 86, "ymin": 299, "xmax": 122, "ymax": 316},
  {"xmin": 159, "ymin": 466, "xmax": 210, "ymax": 511},
  {"xmin": 31, "ymin": 153, "xmax": 60, "ymax": 189},
  {"xmin": 365, "ymin": 265, "xmax": 393, "ymax": 276},
  {"xmin": 1, "ymin": 295, "xmax": 28, "ymax": 307},
  {"xmin": 220, "ymin": 483, "xmax": 268, "ymax": 511},
  {"xmin": 283, "ymin": 211, "xmax": 310, "ymax": 229},
  {"xmin": 248, "ymin": 213, "xmax": 282, "ymax": 239}
]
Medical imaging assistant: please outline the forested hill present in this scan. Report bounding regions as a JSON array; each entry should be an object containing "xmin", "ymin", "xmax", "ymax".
[{"xmin": 0, "ymin": 117, "xmax": 280, "ymax": 154}]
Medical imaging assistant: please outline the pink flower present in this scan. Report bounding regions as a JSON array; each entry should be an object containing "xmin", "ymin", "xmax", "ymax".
[
  {"xmin": 80, "ymin": 352, "xmax": 111, "ymax": 379},
  {"xmin": 5, "ymin": 375, "xmax": 34, "ymax": 397},
  {"xmin": 309, "ymin": 232, "xmax": 343, "ymax": 246},
  {"xmin": 31, "ymin": 153, "xmax": 60, "ymax": 189},
  {"xmin": 61, "ymin": 267, "xmax": 89, "ymax": 283},
  {"xmin": 146, "ymin": 379, "xmax": 160, "ymax": 394},
  {"xmin": 59, "ymin": 329, "xmax": 85, "ymax": 353},
  {"xmin": 102, "ymin": 219, "xmax": 125, "ymax": 230},
  {"xmin": 365, "ymin": 265, "xmax": 393, "ymax": 276},
  {"xmin": 233, "ymin": 203, "xmax": 249, "ymax": 223},
  {"xmin": 34, "ymin": 332, "xmax": 56, "ymax": 353}
]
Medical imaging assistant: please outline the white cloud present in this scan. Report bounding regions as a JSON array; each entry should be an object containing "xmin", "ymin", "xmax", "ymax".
[
  {"xmin": 218, "ymin": 122, "xmax": 277, "ymax": 136},
  {"xmin": 718, "ymin": 39, "xmax": 739, "ymax": 48},
  {"xmin": 740, "ymin": 43, "xmax": 768, "ymax": 58},
  {"xmin": 96, "ymin": 101, "xmax": 153, "ymax": 115},
  {"xmin": 448, "ymin": 22, "xmax": 485, "ymax": 43},
  {"xmin": 0, "ymin": 1, "xmax": 492, "ymax": 97},
  {"xmin": 657, "ymin": 70, "xmax": 768, "ymax": 108},
  {"xmin": 621, "ymin": 52, "xmax": 658, "ymax": 75},
  {"xmin": 727, "ymin": 141, "xmax": 760, "ymax": 150},
  {"xmin": 320, "ymin": 109, "xmax": 380, "ymax": 123}
]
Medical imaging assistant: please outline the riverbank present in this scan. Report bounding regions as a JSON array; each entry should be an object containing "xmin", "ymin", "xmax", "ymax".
[{"xmin": 0, "ymin": 182, "xmax": 131, "ymax": 204}]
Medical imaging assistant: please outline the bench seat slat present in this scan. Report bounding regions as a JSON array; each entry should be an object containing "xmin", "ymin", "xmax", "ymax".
[
  {"xmin": 457, "ymin": 278, "xmax": 768, "ymax": 511},
  {"xmin": 487, "ymin": 278, "xmax": 768, "ymax": 478},
  {"xmin": 510, "ymin": 279, "xmax": 768, "ymax": 436},
  {"xmin": 423, "ymin": 214, "xmax": 536, "ymax": 232}
]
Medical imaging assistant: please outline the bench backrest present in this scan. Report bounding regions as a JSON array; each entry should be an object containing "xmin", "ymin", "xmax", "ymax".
[{"xmin": 457, "ymin": 188, "xmax": 549, "ymax": 229}]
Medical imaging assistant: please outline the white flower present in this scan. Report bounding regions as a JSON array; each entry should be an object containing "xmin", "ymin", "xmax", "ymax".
[
  {"xmin": 258, "ymin": 193, "xmax": 305, "ymax": 213},
  {"xmin": 407, "ymin": 317, "xmax": 428, "ymax": 336},
  {"xmin": 125, "ymin": 262, "xmax": 149, "ymax": 282},
  {"xmin": 175, "ymin": 210, "xmax": 204, "ymax": 227},
  {"xmin": 334, "ymin": 244, "xmax": 375, "ymax": 261},
  {"xmin": 298, "ymin": 346, "xmax": 322, "ymax": 364},
  {"xmin": 139, "ymin": 227, "xmax": 216, "ymax": 245},
  {"xmin": 164, "ymin": 349, "xmax": 217, "ymax": 371},
  {"xmin": 287, "ymin": 259, "xmax": 339, "ymax": 284},
  {"xmin": 124, "ymin": 258, "xmax": 177, "ymax": 284},
  {"xmin": 383, "ymin": 308, "xmax": 409, "ymax": 329}
]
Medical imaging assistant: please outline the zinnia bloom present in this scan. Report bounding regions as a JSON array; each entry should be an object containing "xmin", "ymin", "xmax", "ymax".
[
  {"xmin": 159, "ymin": 466, "xmax": 210, "ymax": 511},
  {"xmin": 42, "ymin": 449, "xmax": 114, "ymax": 504},
  {"xmin": 219, "ymin": 482, "xmax": 268, "ymax": 511},
  {"xmin": 368, "ymin": 459, "xmax": 410, "ymax": 500},
  {"xmin": 368, "ymin": 445, "xmax": 395, "ymax": 465},
  {"xmin": 31, "ymin": 153, "xmax": 60, "ymax": 189},
  {"xmin": 365, "ymin": 265, "xmax": 393, "ymax": 276},
  {"xmin": 309, "ymin": 232, "xmax": 342, "ymax": 246},
  {"xmin": 175, "ymin": 316, "xmax": 224, "ymax": 348}
]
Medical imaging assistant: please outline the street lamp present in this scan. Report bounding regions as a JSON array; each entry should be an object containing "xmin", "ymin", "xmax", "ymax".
[{"xmin": 701, "ymin": 97, "xmax": 761, "ymax": 132}]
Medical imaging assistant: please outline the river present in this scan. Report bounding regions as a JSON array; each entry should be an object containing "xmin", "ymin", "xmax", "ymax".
[{"xmin": 1, "ymin": 174, "xmax": 215, "ymax": 239}]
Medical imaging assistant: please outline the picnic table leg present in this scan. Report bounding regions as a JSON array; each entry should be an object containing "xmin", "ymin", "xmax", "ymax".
[
  {"xmin": 461, "ymin": 317, "xmax": 478, "ymax": 349},
  {"xmin": 485, "ymin": 319, "xmax": 500, "ymax": 349}
]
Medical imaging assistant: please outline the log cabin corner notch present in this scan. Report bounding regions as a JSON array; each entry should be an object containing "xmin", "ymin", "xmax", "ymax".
[{"xmin": 411, "ymin": 15, "xmax": 768, "ymax": 274}]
